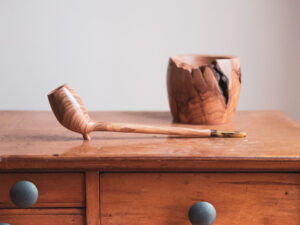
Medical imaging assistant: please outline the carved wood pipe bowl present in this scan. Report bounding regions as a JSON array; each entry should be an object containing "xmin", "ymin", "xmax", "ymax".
[
  {"xmin": 48, "ymin": 84, "xmax": 246, "ymax": 140},
  {"xmin": 167, "ymin": 54, "xmax": 241, "ymax": 125}
]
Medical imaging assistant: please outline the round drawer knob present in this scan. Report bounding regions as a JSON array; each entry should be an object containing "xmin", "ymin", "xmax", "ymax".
[
  {"xmin": 10, "ymin": 181, "xmax": 39, "ymax": 208},
  {"xmin": 0, "ymin": 223, "xmax": 10, "ymax": 225},
  {"xmin": 188, "ymin": 201, "xmax": 216, "ymax": 225}
]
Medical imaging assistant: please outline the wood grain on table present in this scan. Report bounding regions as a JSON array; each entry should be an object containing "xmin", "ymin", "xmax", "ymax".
[
  {"xmin": 100, "ymin": 173, "xmax": 300, "ymax": 225},
  {"xmin": 0, "ymin": 111, "xmax": 300, "ymax": 171},
  {"xmin": 0, "ymin": 208, "xmax": 85, "ymax": 225},
  {"xmin": 0, "ymin": 173, "xmax": 85, "ymax": 208}
]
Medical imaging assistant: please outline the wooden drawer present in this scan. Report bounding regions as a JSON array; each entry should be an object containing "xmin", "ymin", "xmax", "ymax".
[
  {"xmin": 100, "ymin": 173, "xmax": 300, "ymax": 225},
  {"xmin": 0, "ymin": 173, "xmax": 85, "ymax": 208},
  {"xmin": 0, "ymin": 209, "xmax": 85, "ymax": 225}
]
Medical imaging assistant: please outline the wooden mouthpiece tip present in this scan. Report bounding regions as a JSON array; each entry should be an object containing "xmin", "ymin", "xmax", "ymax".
[{"xmin": 211, "ymin": 130, "xmax": 247, "ymax": 138}]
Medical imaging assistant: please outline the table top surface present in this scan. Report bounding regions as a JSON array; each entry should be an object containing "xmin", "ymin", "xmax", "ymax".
[{"xmin": 0, "ymin": 110, "xmax": 300, "ymax": 171}]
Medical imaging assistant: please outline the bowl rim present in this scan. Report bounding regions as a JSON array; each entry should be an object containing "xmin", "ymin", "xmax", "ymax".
[
  {"xmin": 171, "ymin": 54, "xmax": 238, "ymax": 60},
  {"xmin": 170, "ymin": 54, "xmax": 239, "ymax": 70}
]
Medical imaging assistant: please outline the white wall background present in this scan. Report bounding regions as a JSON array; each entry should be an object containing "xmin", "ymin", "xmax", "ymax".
[{"xmin": 0, "ymin": 0, "xmax": 300, "ymax": 121}]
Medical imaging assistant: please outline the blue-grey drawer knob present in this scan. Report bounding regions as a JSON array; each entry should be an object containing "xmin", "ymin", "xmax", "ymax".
[
  {"xmin": 10, "ymin": 180, "xmax": 39, "ymax": 208},
  {"xmin": 188, "ymin": 201, "xmax": 216, "ymax": 225},
  {"xmin": 0, "ymin": 223, "xmax": 10, "ymax": 225}
]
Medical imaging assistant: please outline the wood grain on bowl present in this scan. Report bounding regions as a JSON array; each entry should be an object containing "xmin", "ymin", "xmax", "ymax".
[{"xmin": 167, "ymin": 55, "xmax": 241, "ymax": 124}]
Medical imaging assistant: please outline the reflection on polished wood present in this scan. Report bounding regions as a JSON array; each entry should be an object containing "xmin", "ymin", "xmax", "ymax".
[
  {"xmin": 0, "ymin": 111, "xmax": 300, "ymax": 171},
  {"xmin": 0, "ymin": 111, "xmax": 300, "ymax": 224}
]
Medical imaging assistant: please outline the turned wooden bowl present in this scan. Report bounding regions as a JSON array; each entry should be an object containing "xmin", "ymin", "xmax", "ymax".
[{"xmin": 167, "ymin": 54, "xmax": 241, "ymax": 124}]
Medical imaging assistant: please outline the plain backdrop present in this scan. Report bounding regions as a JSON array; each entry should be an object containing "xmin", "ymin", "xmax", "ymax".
[{"xmin": 0, "ymin": 0, "xmax": 300, "ymax": 121}]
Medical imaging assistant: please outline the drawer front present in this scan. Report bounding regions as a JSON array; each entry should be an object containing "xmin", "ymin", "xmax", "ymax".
[
  {"xmin": 0, "ymin": 173, "xmax": 85, "ymax": 208},
  {"xmin": 0, "ymin": 209, "xmax": 85, "ymax": 225},
  {"xmin": 100, "ymin": 173, "xmax": 300, "ymax": 225}
]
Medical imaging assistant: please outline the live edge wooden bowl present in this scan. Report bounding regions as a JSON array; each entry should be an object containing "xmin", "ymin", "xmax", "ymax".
[{"xmin": 167, "ymin": 54, "xmax": 241, "ymax": 125}]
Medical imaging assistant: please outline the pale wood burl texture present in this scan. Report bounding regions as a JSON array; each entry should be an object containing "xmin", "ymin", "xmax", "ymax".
[
  {"xmin": 100, "ymin": 173, "xmax": 300, "ymax": 225},
  {"xmin": 0, "ymin": 208, "xmax": 85, "ymax": 225},
  {"xmin": 0, "ymin": 111, "xmax": 300, "ymax": 171},
  {"xmin": 0, "ymin": 173, "xmax": 85, "ymax": 208}
]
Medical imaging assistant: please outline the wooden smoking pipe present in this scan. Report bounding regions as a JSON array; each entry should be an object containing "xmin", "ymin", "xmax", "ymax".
[{"xmin": 48, "ymin": 84, "xmax": 246, "ymax": 140}]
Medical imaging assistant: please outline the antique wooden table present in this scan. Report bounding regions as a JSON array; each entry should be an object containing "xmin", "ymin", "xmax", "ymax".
[{"xmin": 0, "ymin": 111, "xmax": 300, "ymax": 225}]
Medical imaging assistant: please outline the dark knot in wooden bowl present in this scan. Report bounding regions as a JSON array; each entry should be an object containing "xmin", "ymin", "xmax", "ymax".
[{"xmin": 167, "ymin": 54, "xmax": 241, "ymax": 125}]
